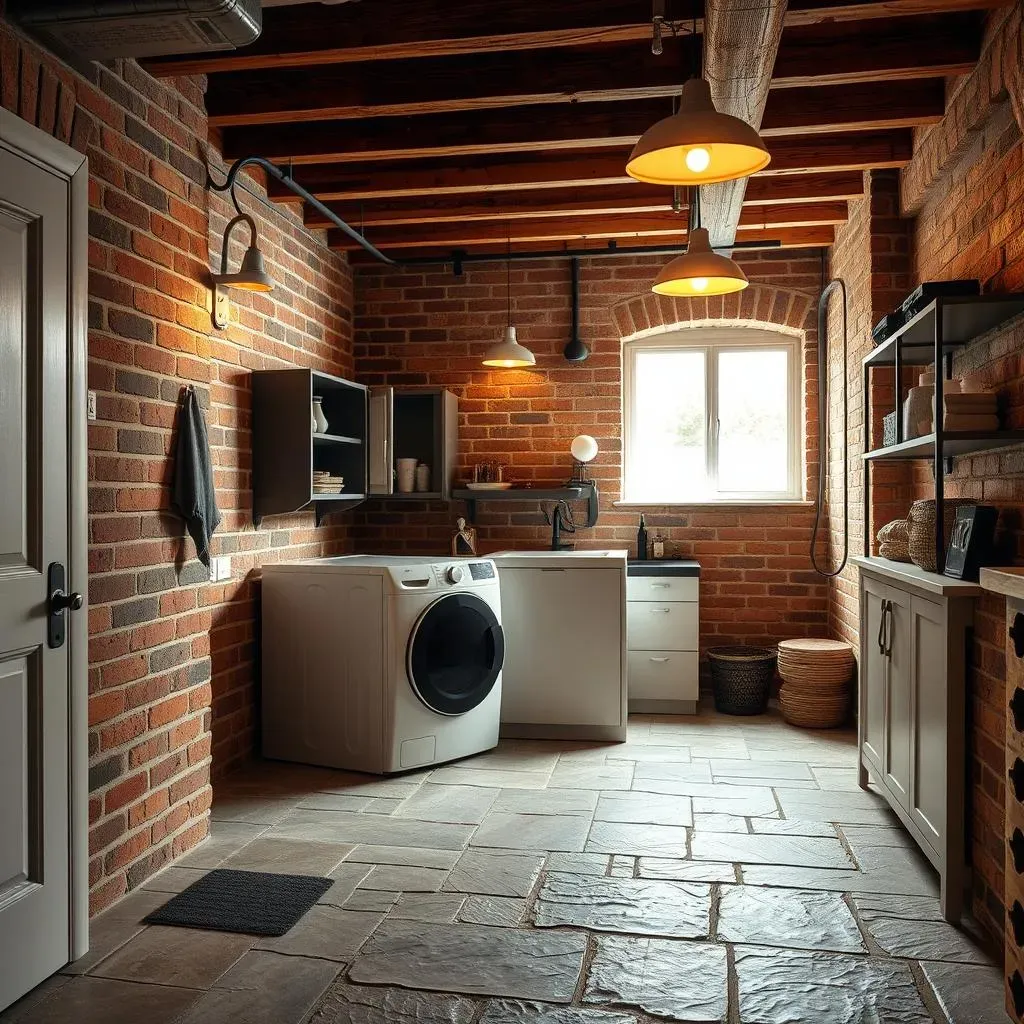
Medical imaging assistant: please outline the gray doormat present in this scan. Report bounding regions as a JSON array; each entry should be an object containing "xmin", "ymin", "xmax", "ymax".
[{"xmin": 145, "ymin": 868, "xmax": 333, "ymax": 936}]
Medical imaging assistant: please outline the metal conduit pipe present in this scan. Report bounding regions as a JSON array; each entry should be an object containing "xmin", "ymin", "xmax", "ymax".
[{"xmin": 209, "ymin": 154, "xmax": 781, "ymax": 270}]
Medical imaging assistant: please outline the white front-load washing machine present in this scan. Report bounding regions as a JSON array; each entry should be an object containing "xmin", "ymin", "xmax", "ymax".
[{"xmin": 260, "ymin": 555, "xmax": 504, "ymax": 773}]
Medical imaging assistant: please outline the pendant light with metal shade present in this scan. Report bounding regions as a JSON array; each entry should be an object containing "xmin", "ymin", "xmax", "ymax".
[
  {"xmin": 652, "ymin": 187, "xmax": 748, "ymax": 297},
  {"xmin": 626, "ymin": 18, "xmax": 770, "ymax": 186},
  {"xmin": 482, "ymin": 236, "xmax": 536, "ymax": 368}
]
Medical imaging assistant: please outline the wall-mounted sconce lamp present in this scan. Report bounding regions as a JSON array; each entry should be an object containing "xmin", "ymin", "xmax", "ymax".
[{"xmin": 211, "ymin": 212, "xmax": 273, "ymax": 329}]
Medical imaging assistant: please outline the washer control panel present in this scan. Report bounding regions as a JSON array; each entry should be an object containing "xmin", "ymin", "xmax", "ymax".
[{"xmin": 428, "ymin": 560, "xmax": 497, "ymax": 587}]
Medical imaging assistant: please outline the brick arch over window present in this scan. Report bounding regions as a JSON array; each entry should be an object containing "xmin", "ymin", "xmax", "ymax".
[{"xmin": 610, "ymin": 284, "xmax": 816, "ymax": 342}]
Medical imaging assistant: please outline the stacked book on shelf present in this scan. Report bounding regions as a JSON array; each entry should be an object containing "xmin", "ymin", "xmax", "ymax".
[
  {"xmin": 313, "ymin": 470, "xmax": 345, "ymax": 494},
  {"xmin": 943, "ymin": 390, "xmax": 998, "ymax": 432}
]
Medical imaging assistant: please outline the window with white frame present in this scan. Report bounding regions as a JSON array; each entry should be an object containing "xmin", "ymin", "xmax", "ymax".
[{"xmin": 622, "ymin": 328, "xmax": 802, "ymax": 503}]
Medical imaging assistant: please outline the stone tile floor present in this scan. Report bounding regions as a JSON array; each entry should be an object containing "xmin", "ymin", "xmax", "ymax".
[{"xmin": 3, "ymin": 704, "xmax": 1010, "ymax": 1024}]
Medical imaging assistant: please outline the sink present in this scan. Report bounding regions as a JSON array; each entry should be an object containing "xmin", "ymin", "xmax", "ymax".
[{"xmin": 492, "ymin": 549, "xmax": 614, "ymax": 557}]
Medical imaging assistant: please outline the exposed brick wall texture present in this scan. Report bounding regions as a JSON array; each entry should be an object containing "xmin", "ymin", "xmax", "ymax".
[
  {"xmin": 825, "ymin": 171, "xmax": 914, "ymax": 648},
  {"xmin": 352, "ymin": 252, "xmax": 830, "ymax": 657},
  {"xmin": 900, "ymin": 7, "xmax": 1024, "ymax": 945},
  {"xmin": 0, "ymin": 20, "xmax": 353, "ymax": 915}
]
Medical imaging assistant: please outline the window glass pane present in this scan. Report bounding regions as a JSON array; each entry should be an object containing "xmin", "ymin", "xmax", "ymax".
[
  {"xmin": 630, "ymin": 349, "xmax": 708, "ymax": 501},
  {"xmin": 716, "ymin": 348, "xmax": 790, "ymax": 493}
]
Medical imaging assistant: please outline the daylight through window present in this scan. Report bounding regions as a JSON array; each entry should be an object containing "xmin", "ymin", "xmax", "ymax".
[{"xmin": 623, "ymin": 329, "xmax": 802, "ymax": 503}]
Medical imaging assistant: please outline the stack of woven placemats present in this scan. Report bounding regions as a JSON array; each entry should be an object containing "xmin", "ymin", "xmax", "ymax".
[{"xmin": 777, "ymin": 638, "xmax": 856, "ymax": 728}]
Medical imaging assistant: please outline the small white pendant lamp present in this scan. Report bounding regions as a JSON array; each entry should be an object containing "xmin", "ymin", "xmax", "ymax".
[
  {"xmin": 483, "ymin": 238, "xmax": 536, "ymax": 368},
  {"xmin": 652, "ymin": 188, "xmax": 748, "ymax": 297}
]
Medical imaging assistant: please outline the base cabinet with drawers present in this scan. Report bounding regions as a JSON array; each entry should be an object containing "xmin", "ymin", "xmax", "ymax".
[
  {"xmin": 627, "ymin": 561, "xmax": 700, "ymax": 714},
  {"xmin": 854, "ymin": 557, "xmax": 978, "ymax": 924}
]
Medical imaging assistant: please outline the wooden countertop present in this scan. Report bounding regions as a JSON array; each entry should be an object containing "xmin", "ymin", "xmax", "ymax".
[{"xmin": 979, "ymin": 566, "xmax": 1024, "ymax": 601}]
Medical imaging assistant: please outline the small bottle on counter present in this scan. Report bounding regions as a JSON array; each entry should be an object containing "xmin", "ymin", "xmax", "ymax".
[
  {"xmin": 651, "ymin": 533, "xmax": 665, "ymax": 559},
  {"xmin": 636, "ymin": 514, "xmax": 649, "ymax": 560}
]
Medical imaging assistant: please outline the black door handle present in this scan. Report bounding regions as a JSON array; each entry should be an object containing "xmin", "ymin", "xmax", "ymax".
[
  {"xmin": 47, "ymin": 562, "xmax": 82, "ymax": 649},
  {"xmin": 51, "ymin": 590, "xmax": 84, "ymax": 612}
]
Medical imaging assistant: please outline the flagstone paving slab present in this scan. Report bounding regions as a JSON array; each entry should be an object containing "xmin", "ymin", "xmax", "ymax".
[
  {"xmin": 637, "ymin": 858, "xmax": 737, "ymax": 883},
  {"xmin": 584, "ymin": 934, "xmax": 727, "ymax": 1022},
  {"xmin": 445, "ymin": 850, "xmax": 545, "ymax": 897},
  {"xmin": 920, "ymin": 961, "xmax": 1007, "ymax": 1024},
  {"xmin": 348, "ymin": 921, "xmax": 587, "ymax": 1002},
  {"xmin": 585, "ymin": 821, "xmax": 690, "ymax": 857},
  {"xmin": 717, "ymin": 886, "xmax": 866, "ymax": 953},
  {"xmin": 691, "ymin": 832, "xmax": 852, "ymax": 868},
  {"xmin": 594, "ymin": 792, "xmax": 692, "ymax": 826},
  {"xmin": 308, "ymin": 983, "xmax": 476, "ymax": 1024},
  {"xmin": 458, "ymin": 896, "xmax": 527, "ymax": 928},
  {"xmin": 481, "ymin": 1001, "xmax": 637, "ymax": 1024},
  {"xmin": 471, "ymin": 812, "xmax": 592, "ymax": 852},
  {"xmin": 534, "ymin": 873, "xmax": 711, "ymax": 938},
  {"xmin": 734, "ymin": 946, "xmax": 932, "ymax": 1024}
]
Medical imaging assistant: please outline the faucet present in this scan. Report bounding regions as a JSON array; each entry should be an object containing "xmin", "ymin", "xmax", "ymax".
[{"xmin": 543, "ymin": 500, "xmax": 576, "ymax": 551}]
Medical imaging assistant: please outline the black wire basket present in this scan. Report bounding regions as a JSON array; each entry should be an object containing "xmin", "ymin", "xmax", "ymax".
[{"xmin": 707, "ymin": 646, "xmax": 777, "ymax": 716}]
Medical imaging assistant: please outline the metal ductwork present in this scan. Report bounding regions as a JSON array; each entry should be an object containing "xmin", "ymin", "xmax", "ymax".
[{"xmin": 8, "ymin": 0, "xmax": 262, "ymax": 60}]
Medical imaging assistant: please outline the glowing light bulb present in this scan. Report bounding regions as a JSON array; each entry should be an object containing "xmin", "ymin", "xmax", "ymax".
[
  {"xmin": 684, "ymin": 147, "xmax": 711, "ymax": 173},
  {"xmin": 690, "ymin": 277, "xmax": 709, "ymax": 292}
]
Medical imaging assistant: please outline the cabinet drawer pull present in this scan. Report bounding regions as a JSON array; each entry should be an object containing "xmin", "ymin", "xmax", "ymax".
[
  {"xmin": 651, "ymin": 607, "xmax": 671, "ymax": 614},
  {"xmin": 649, "ymin": 656, "xmax": 670, "ymax": 663},
  {"xmin": 650, "ymin": 582, "xmax": 671, "ymax": 589}
]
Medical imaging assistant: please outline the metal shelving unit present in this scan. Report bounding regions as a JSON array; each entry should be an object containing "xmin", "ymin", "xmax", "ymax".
[{"xmin": 862, "ymin": 294, "xmax": 1024, "ymax": 572}]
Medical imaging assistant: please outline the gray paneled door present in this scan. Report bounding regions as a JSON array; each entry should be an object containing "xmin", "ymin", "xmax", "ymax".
[{"xmin": 0, "ymin": 128, "xmax": 84, "ymax": 1009}]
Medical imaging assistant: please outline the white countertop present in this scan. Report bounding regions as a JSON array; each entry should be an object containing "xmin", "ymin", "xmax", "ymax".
[
  {"xmin": 979, "ymin": 566, "xmax": 1024, "ymax": 600},
  {"xmin": 490, "ymin": 549, "xmax": 629, "ymax": 569},
  {"xmin": 851, "ymin": 556, "xmax": 985, "ymax": 596}
]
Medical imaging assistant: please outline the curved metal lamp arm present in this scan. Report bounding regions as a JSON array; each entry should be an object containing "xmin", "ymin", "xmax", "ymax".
[
  {"xmin": 208, "ymin": 154, "xmax": 396, "ymax": 267},
  {"xmin": 219, "ymin": 213, "xmax": 258, "ymax": 275}
]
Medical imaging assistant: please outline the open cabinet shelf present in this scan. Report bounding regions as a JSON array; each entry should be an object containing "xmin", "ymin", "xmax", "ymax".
[
  {"xmin": 862, "ymin": 291, "xmax": 1024, "ymax": 572},
  {"xmin": 252, "ymin": 368, "xmax": 369, "ymax": 527}
]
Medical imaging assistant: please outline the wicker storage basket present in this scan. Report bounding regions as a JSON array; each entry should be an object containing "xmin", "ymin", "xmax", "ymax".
[
  {"xmin": 779, "ymin": 685, "xmax": 851, "ymax": 728},
  {"xmin": 707, "ymin": 646, "xmax": 776, "ymax": 716},
  {"xmin": 876, "ymin": 518, "xmax": 911, "ymax": 562},
  {"xmin": 907, "ymin": 498, "xmax": 975, "ymax": 571},
  {"xmin": 776, "ymin": 638, "xmax": 854, "ymax": 728}
]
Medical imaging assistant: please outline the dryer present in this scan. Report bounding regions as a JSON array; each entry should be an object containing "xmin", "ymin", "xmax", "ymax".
[{"xmin": 261, "ymin": 556, "xmax": 504, "ymax": 774}]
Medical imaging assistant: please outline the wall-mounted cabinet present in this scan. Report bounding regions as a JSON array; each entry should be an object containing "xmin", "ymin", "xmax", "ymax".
[
  {"xmin": 368, "ymin": 387, "xmax": 458, "ymax": 500},
  {"xmin": 252, "ymin": 368, "xmax": 368, "ymax": 526}
]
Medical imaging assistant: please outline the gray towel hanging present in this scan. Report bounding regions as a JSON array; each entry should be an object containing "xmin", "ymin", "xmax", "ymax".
[{"xmin": 170, "ymin": 386, "xmax": 222, "ymax": 568}]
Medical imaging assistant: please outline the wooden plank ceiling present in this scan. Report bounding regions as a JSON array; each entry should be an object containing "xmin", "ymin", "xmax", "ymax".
[{"xmin": 145, "ymin": 0, "xmax": 1001, "ymax": 260}]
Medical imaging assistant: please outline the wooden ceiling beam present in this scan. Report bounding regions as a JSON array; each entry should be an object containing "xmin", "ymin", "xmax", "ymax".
[
  {"xmin": 346, "ymin": 225, "xmax": 838, "ymax": 262},
  {"xmin": 303, "ymin": 173, "xmax": 865, "ymax": 231},
  {"xmin": 699, "ymin": 0, "xmax": 787, "ymax": 252},
  {"xmin": 327, "ymin": 202, "xmax": 848, "ymax": 250},
  {"xmin": 206, "ymin": 14, "xmax": 978, "ymax": 128},
  {"xmin": 223, "ymin": 81, "xmax": 942, "ymax": 165},
  {"xmin": 143, "ymin": 0, "xmax": 1005, "ymax": 77},
  {"xmin": 268, "ymin": 133, "xmax": 908, "ymax": 202}
]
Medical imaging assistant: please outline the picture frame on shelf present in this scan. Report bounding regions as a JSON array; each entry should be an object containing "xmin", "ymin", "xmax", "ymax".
[{"xmin": 943, "ymin": 504, "xmax": 999, "ymax": 581}]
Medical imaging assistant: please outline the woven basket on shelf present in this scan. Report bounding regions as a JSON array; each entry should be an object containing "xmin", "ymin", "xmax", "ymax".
[
  {"xmin": 876, "ymin": 518, "xmax": 911, "ymax": 562},
  {"xmin": 776, "ymin": 638, "xmax": 855, "ymax": 728},
  {"xmin": 907, "ymin": 498, "xmax": 975, "ymax": 571}
]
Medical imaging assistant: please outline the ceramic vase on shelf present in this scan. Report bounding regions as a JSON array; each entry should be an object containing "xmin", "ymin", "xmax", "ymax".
[
  {"xmin": 396, "ymin": 458, "xmax": 418, "ymax": 493},
  {"xmin": 415, "ymin": 464, "xmax": 431, "ymax": 492},
  {"xmin": 312, "ymin": 396, "xmax": 329, "ymax": 434}
]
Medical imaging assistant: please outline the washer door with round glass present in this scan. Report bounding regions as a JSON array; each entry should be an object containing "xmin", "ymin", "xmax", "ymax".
[{"xmin": 407, "ymin": 593, "xmax": 504, "ymax": 716}]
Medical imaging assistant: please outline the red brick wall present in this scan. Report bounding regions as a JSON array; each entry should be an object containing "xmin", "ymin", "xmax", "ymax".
[
  {"xmin": 901, "ymin": 6, "xmax": 1024, "ymax": 944},
  {"xmin": 826, "ymin": 171, "xmax": 914, "ymax": 647},
  {"xmin": 1, "ymin": 20, "xmax": 353, "ymax": 915},
  {"xmin": 352, "ymin": 252, "xmax": 830, "ymax": 656}
]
